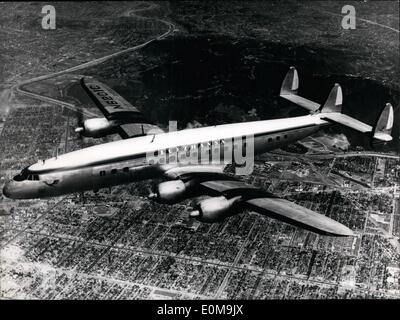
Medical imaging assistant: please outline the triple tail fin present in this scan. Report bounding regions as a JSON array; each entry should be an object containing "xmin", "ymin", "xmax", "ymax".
[
  {"xmin": 280, "ymin": 66, "xmax": 393, "ymax": 143},
  {"xmin": 372, "ymin": 103, "xmax": 394, "ymax": 142},
  {"xmin": 319, "ymin": 85, "xmax": 393, "ymax": 142},
  {"xmin": 280, "ymin": 67, "xmax": 320, "ymax": 112},
  {"xmin": 280, "ymin": 66, "xmax": 299, "ymax": 95},
  {"xmin": 319, "ymin": 83, "xmax": 342, "ymax": 113}
]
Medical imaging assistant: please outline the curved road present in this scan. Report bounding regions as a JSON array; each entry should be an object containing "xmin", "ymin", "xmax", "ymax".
[
  {"xmin": 320, "ymin": 9, "xmax": 399, "ymax": 34},
  {"xmin": 13, "ymin": 2, "xmax": 175, "ymax": 112},
  {"xmin": 305, "ymin": 151, "xmax": 400, "ymax": 160}
]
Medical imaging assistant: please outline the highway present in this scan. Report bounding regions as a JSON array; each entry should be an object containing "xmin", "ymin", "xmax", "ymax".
[
  {"xmin": 13, "ymin": 2, "xmax": 176, "ymax": 111},
  {"xmin": 284, "ymin": 151, "xmax": 400, "ymax": 161}
]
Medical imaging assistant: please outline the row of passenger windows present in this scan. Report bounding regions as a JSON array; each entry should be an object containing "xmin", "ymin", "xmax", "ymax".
[
  {"xmin": 97, "ymin": 134, "xmax": 290, "ymax": 177},
  {"xmin": 99, "ymin": 167, "xmax": 129, "ymax": 176},
  {"xmin": 154, "ymin": 140, "xmax": 229, "ymax": 156},
  {"xmin": 152, "ymin": 134, "xmax": 290, "ymax": 156},
  {"xmin": 268, "ymin": 134, "xmax": 288, "ymax": 142}
]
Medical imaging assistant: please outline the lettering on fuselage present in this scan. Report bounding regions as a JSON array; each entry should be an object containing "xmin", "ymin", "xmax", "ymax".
[
  {"xmin": 146, "ymin": 135, "xmax": 255, "ymax": 176},
  {"xmin": 88, "ymin": 84, "xmax": 122, "ymax": 110}
]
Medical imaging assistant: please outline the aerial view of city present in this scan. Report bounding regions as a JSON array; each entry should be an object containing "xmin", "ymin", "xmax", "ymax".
[{"xmin": 0, "ymin": 1, "xmax": 399, "ymax": 301}]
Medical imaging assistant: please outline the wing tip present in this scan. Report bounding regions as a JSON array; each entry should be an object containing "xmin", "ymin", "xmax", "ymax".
[
  {"xmin": 321, "ymin": 222, "xmax": 354, "ymax": 237},
  {"xmin": 329, "ymin": 228, "xmax": 354, "ymax": 237}
]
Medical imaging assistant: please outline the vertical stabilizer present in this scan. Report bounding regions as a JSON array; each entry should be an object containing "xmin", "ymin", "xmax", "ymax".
[
  {"xmin": 320, "ymin": 83, "xmax": 342, "ymax": 114},
  {"xmin": 373, "ymin": 103, "xmax": 394, "ymax": 142},
  {"xmin": 318, "ymin": 83, "xmax": 374, "ymax": 134},
  {"xmin": 280, "ymin": 66, "xmax": 299, "ymax": 95}
]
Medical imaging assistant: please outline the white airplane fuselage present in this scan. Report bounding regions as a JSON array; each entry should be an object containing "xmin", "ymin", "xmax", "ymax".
[{"xmin": 3, "ymin": 114, "xmax": 329, "ymax": 199}]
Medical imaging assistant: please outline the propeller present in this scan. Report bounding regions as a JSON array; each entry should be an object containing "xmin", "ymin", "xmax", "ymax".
[
  {"xmin": 188, "ymin": 196, "xmax": 207, "ymax": 219},
  {"xmin": 146, "ymin": 183, "xmax": 158, "ymax": 200},
  {"xmin": 75, "ymin": 108, "xmax": 85, "ymax": 138},
  {"xmin": 147, "ymin": 186, "xmax": 157, "ymax": 199}
]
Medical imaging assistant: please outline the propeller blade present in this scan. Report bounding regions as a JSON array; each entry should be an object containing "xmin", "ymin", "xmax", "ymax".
[
  {"xmin": 75, "ymin": 108, "xmax": 85, "ymax": 139},
  {"xmin": 76, "ymin": 108, "xmax": 84, "ymax": 126},
  {"xmin": 147, "ymin": 185, "xmax": 158, "ymax": 199}
]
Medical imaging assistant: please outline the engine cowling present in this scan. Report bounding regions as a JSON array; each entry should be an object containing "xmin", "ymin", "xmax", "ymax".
[
  {"xmin": 151, "ymin": 180, "xmax": 188, "ymax": 203},
  {"xmin": 75, "ymin": 118, "xmax": 118, "ymax": 138},
  {"xmin": 190, "ymin": 196, "xmax": 241, "ymax": 223}
]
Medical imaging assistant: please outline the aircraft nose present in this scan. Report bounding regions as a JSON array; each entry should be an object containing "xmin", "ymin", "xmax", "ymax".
[
  {"xmin": 3, "ymin": 182, "xmax": 11, "ymax": 198},
  {"xmin": 2, "ymin": 182, "xmax": 15, "ymax": 199}
]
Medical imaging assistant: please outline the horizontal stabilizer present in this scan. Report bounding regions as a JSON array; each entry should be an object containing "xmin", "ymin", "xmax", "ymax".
[
  {"xmin": 280, "ymin": 67, "xmax": 393, "ymax": 144},
  {"xmin": 320, "ymin": 113, "xmax": 372, "ymax": 133},
  {"xmin": 280, "ymin": 66, "xmax": 320, "ymax": 112},
  {"xmin": 281, "ymin": 94, "xmax": 321, "ymax": 112},
  {"xmin": 373, "ymin": 103, "xmax": 394, "ymax": 142}
]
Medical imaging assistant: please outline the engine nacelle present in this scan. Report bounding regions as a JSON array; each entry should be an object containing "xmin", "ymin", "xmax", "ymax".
[
  {"xmin": 153, "ymin": 180, "xmax": 188, "ymax": 203},
  {"xmin": 75, "ymin": 118, "xmax": 118, "ymax": 138},
  {"xmin": 191, "ymin": 196, "xmax": 240, "ymax": 223}
]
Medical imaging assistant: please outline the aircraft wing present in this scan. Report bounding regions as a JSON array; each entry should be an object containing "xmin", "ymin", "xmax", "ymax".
[
  {"xmin": 200, "ymin": 179, "xmax": 353, "ymax": 236},
  {"xmin": 245, "ymin": 197, "xmax": 353, "ymax": 236},
  {"xmin": 163, "ymin": 166, "xmax": 353, "ymax": 236},
  {"xmin": 81, "ymin": 77, "xmax": 164, "ymax": 138}
]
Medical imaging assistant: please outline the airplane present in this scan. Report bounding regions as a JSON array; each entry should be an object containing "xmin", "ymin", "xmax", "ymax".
[{"xmin": 2, "ymin": 67, "xmax": 394, "ymax": 237}]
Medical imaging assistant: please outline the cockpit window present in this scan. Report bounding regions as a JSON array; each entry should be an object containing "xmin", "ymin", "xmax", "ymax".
[
  {"xmin": 13, "ymin": 167, "xmax": 29, "ymax": 181},
  {"xmin": 13, "ymin": 167, "xmax": 39, "ymax": 181}
]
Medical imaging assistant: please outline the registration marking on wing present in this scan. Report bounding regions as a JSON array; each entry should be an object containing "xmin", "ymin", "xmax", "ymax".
[{"xmin": 81, "ymin": 77, "xmax": 143, "ymax": 117}]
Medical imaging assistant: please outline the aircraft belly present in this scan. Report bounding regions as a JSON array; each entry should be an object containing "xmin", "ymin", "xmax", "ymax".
[{"xmin": 254, "ymin": 125, "xmax": 320, "ymax": 154}]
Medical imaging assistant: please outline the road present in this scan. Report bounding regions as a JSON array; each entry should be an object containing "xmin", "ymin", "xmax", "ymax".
[
  {"xmin": 319, "ymin": 9, "xmax": 399, "ymax": 34},
  {"xmin": 12, "ymin": 1, "xmax": 175, "ymax": 112},
  {"xmin": 285, "ymin": 151, "xmax": 400, "ymax": 161}
]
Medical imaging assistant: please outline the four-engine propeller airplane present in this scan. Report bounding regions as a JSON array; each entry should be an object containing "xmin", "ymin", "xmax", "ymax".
[{"xmin": 3, "ymin": 67, "xmax": 394, "ymax": 236}]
